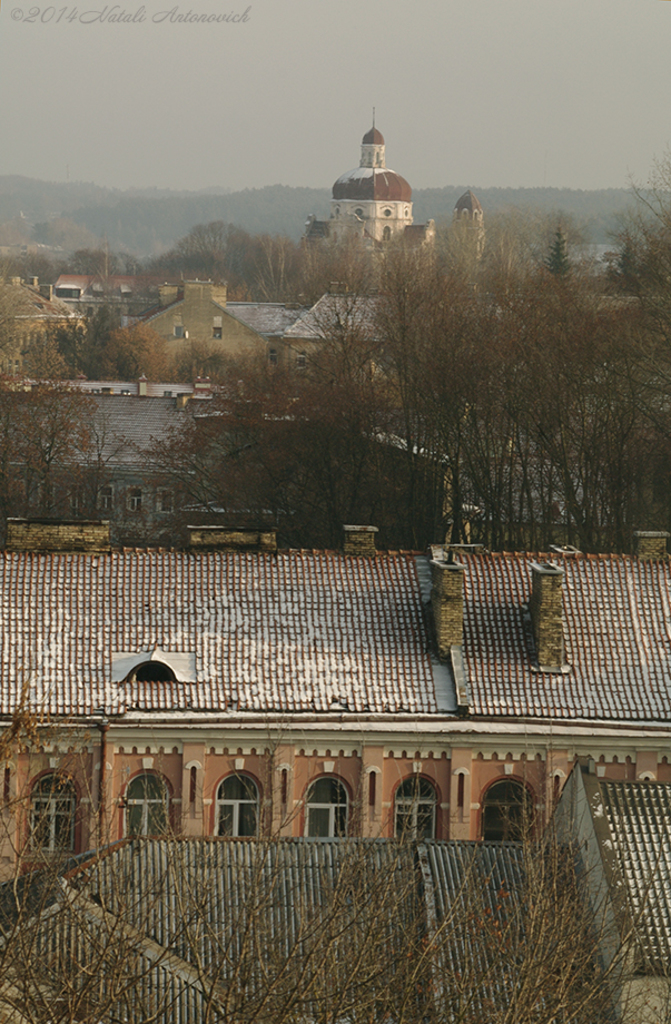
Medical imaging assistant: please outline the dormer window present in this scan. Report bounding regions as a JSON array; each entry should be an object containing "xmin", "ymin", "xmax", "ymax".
[{"xmin": 125, "ymin": 661, "xmax": 176, "ymax": 684}]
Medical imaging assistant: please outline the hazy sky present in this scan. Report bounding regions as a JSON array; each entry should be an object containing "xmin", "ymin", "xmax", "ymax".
[{"xmin": 1, "ymin": 0, "xmax": 670, "ymax": 193}]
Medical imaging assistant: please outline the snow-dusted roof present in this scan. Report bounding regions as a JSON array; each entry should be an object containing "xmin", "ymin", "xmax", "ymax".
[
  {"xmin": 460, "ymin": 552, "xmax": 671, "ymax": 722},
  {"xmin": 0, "ymin": 550, "xmax": 438, "ymax": 719},
  {"xmin": 284, "ymin": 294, "xmax": 379, "ymax": 341},
  {"xmin": 226, "ymin": 303, "xmax": 306, "ymax": 338}
]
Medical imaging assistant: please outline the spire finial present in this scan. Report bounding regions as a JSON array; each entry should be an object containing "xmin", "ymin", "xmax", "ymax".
[{"xmin": 372, "ymin": 106, "xmax": 375, "ymax": 129}]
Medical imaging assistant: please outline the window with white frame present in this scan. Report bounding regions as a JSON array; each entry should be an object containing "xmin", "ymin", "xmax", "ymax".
[
  {"xmin": 30, "ymin": 775, "xmax": 76, "ymax": 852},
  {"xmin": 98, "ymin": 485, "xmax": 113, "ymax": 511},
  {"xmin": 125, "ymin": 774, "xmax": 169, "ymax": 837},
  {"xmin": 127, "ymin": 488, "xmax": 142, "ymax": 512},
  {"xmin": 216, "ymin": 775, "xmax": 259, "ymax": 837},
  {"xmin": 394, "ymin": 776, "xmax": 436, "ymax": 839},
  {"xmin": 305, "ymin": 777, "xmax": 348, "ymax": 837}
]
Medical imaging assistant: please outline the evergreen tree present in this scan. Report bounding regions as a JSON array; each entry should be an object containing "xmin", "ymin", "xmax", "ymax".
[{"xmin": 545, "ymin": 228, "xmax": 571, "ymax": 276}]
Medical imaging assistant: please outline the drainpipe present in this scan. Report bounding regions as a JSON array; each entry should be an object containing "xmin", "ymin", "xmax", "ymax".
[{"xmin": 97, "ymin": 715, "xmax": 109, "ymax": 842}]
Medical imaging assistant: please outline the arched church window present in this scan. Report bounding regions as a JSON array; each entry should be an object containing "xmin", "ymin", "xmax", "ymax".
[
  {"xmin": 30, "ymin": 775, "xmax": 76, "ymax": 852},
  {"xmin": 481, "ymin": 779, "xmax": 532, "ymax": 841},
  {"xmin": 305, "ymin": 777, "xmax": 348, "ymax": 837},
  {"xmin": 216, "ymin": 775, "xmax": 259, "ymax": 837},
  {"xmin": 394, "ymin": 776, "xmax": 436, "ymax": 839},
  {"xmin": 383, "ymin": 227, "xmax": 391, "ymax": 242},
  {"xmin": 126, "ymin": 773, "xmax": 169, "ymax": 836}
]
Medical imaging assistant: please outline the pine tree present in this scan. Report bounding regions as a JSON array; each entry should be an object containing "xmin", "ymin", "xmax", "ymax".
[{"xmin": 545, "ymin": 228, "xmax": 571, "ymax": 276}]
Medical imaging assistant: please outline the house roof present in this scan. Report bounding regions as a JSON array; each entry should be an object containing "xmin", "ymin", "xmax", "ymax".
[
  {"xmin": 457, "ymin": 551, "xmax": 671, "ymax": 723},
  {"xmin": 283, "ymin": 294, "xmax": 379, "ymax": 341},
  {"xmin": 226, "ymin": 302, "xmax": 306, "ymax": 339},
  {"xmin": 0, "ymin": 550, "xmax": 441, "ymax": 718},
  {"xmin": 2, "ymin": 837, "xmax": 526, "ymax": 1024},
  {"xmin": 88, "ymin": 394, "xmax": 195, "ymax": 464}
]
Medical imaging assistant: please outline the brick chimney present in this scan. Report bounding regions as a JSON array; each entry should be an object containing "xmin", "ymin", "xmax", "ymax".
[
  {"xmin": 530, "ymin": 562, "xmax": 564, "ymax": 671},
  {"xmin": 431, "ymin": 559, "xmax": 465, "ymax": 660},
  {"xmin": 6, "ymin": 518, "xmax": 111, "ymax": 553},
  {"xmin": 633, "ymin": 531, "xmax": 669, "ymax": 561},
  {"xmin": 138, "ymin": 375, "xmax": 148, "ymax": 397},
  {"xmin": 158, "ymin": 284, "xmax": 179, "ymax": 306},
  {"xmin": 343, "ymin": 525, "xmax": 378, "ymax": 557},
  {"xmin": 187, "ymin": 526, "xmax": 277, "ymax": 554}
]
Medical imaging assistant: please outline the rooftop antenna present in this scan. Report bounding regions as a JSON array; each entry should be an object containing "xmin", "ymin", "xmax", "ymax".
[{"xmin": 372, "ymin": 106, "xmax": 375, "ymax": 129}]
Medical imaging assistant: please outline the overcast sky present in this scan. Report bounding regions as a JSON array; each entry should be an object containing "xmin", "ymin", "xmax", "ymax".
[{"xmin": 0, "ymin": 0, "xmax": 670, "ymax": 193}]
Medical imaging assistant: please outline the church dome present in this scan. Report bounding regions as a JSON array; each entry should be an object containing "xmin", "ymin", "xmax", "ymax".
[
  {"xmin": 362, "ymin": 127, "xmax": 384, "ymax": 145},
  {"xmin": 454, "ymin": 190, "xmax": 483, "ymax": 215},
  {"xmin": 332, "ymin": 168, "xmax": 412, "ymax": 202}
]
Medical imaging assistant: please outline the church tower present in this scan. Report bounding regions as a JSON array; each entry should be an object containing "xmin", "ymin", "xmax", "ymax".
[{"xmin": 329, "ymin": 126, "xmax": 414, "ymax": 243}]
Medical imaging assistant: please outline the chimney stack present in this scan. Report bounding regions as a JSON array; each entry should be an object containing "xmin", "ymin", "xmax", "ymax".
[
  {"xmin": 633, "ymin": 531, "xmax": 669, "ymax": 561},
  {"xmin": 431, "ymin": 559, "xmax": 465, "ymax": 659},
  {"xmin": 187, "ymin": 526, "xmax": 277, "ymax": 554},
  {"xmin": 343, "ymin": 525, "xmax": 378, "ymax": 557},
  {"xmin": 530, "ymin": 562, "xmax": 565, "ymax": 671},
  {"xmin": 138, "ymin": 375, "xmax": 148, "ymax": 397}
]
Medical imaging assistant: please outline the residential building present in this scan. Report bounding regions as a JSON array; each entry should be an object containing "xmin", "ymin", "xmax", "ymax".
[
  {"xmin": 0, "ymin": 277, "xmax": 79, "ymax": 375},
  {"xmin": 1, "ymin": 523, "xmax": 671, "ymax": 866}
]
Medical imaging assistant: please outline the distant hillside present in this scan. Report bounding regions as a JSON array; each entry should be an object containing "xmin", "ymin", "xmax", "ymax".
[{"xmin": 0, "ymin": 176, "xmax": 637, "ymax": 253}]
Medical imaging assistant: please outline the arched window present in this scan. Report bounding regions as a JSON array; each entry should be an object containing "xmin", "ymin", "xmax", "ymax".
[
  {"xmin": 126, "ymin": 774, "xmax": 169, "ymax": 836},
  {"xmin": 125, "ymin": 662, "xmax": 176, "ymax": 684},
  {"xmin": 395, "ymin": 776, "xmax": 437, "ymax": 839},
  {"xmin": 30, "ymin": 775, "xmax": 76, "ymax": 852},
  {"xmin": 382, "ymin": 226, "xmax": 391, "ymax": 242},
  {"xmin": 481, "ymin": 779, "xmax": 532, "ymax": 841},
  {"xmin": 306, "ymin": 777, "xmax": 348, "ymax": 837},
  {"xmin": 217, "ymin": 775, "xmax": 259, "ymax": 837}
]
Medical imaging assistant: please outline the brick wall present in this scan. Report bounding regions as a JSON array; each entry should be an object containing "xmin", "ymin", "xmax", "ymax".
[
  {"xmin": 187, "ymin": 527, "xmax": 277, "ymax": 553},
  {"xmin": 633, "ymin": 531, "xmax": 669, "ymax": 561},
  {"xmin": 6, "ymin": 518, "xmax": 110, "ymax": 553},
  {"xmin": 343, "ymin": 526, "xmax": 378, "ymax": 557},
  {"xmin": 430, "ymin": 560, "xmax": 465, "ymax": 659}
]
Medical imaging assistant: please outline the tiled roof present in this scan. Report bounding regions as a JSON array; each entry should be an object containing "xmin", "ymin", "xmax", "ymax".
[
  {"xmin": 459, "ymin": 552, "xmax": 671, "ymax": 722},
  {"xmin": 89, "ymin": 395, "xmax": 193, "ymax": 464},
  {"xmin": 0, "ymin": 551, "xmax": 436, "ymax": 718}
]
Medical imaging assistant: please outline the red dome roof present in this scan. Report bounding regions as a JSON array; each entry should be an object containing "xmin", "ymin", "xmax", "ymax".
[
  {"xmin": 332, "ymin": 168, "xmax": 412, "ymax": 202},
  {"xmin": 362, "ymin": 127, "xmax": 384, "ymax": 145}
]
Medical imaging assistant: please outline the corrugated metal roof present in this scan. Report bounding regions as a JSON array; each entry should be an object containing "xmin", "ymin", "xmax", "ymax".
[{"xmin": 599, "ymin": 780, "xmax": 671, "ymax": 970}]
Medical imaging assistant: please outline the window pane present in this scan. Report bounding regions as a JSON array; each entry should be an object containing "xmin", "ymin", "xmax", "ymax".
[
  {"xmin": 218, "ymin": 804, "xmax": 234, "ymax": 837},
  {"xmin": 221, "ymin": 776, "xmax": 257, "ymax": 801},
  {"xmin": 307, "ymin": 807, "xmax": 331, "ymax": 837},
  {"xmin": 309, "ymin": 778, "xmax": 345, "ymax": 805},
  {"xmin": 127, "ymin": 804, "xmax": 144, "ymax": 837},
  {"xmin": 146, "ymin": 801, "xmax": 168, "ymax": 836},
  {"xmin": 128, "ymin": 775, "xmax": 165, "ymax": 801},
  {"xmin": 238, "ymin": 803, "xmax": 257, "ymax": 837}
]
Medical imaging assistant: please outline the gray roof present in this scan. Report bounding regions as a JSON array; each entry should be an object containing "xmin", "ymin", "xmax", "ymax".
[
  {"xmin": 598, "ymin": 780, "xmax": 671, "ymax": 971},
  {"xmin": 5, "ymin": 838, "xmax": 526, "ymax": 1024},
  {"xmin": 226, "ymin": 302, "xmax": 306, "ymax": 338},
  {"xmin": 283, "ymin": 294, "xmax": 380, "ymax": 341},
  {"xmin": 89, "ymin": 394, "xmax": 192, "ymax": 465}
]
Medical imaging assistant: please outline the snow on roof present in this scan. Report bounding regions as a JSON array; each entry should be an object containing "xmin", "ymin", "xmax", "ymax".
[
  {"xmin": 588, "ymin": 779, "xmax": 671, "ymax": 970},
  {"xmin": 284, "ymin": 294, "xmax": 379, "ymax": 341},
  {"xmin": 226, "ymin": 303, "xmax": 307, "ymax": 338},
  {"xmin": 0, "ymin": 550, "xmax": 437, "ymax": 719},
  {"xmin": 460, "ymin": 552, "xmax": 671, "ymax": 721}
]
